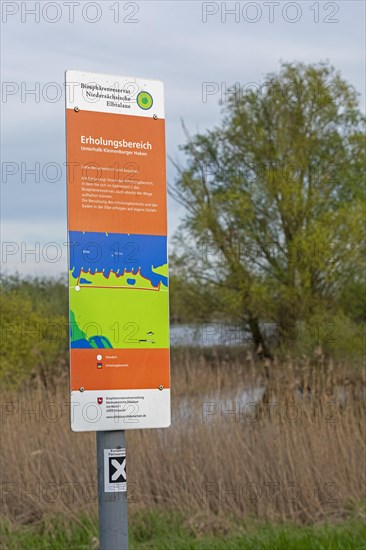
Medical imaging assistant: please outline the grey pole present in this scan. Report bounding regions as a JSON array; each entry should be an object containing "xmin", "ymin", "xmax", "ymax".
[{"xmin": 96, "ymin": 431, "xmax": 128, "ymax": 550}]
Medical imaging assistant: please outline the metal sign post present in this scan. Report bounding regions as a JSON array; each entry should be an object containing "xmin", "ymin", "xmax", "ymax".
[
  {"xmin": 97, "ymin": 431, "xmax": 128, "ymax": 550},
  {"xmin": 65, "ymin": 70, "xmax": 170, "ymax": 550}
]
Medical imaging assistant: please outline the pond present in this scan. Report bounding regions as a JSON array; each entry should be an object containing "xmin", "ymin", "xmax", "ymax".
[{"xmin": 170, "ymin": 323, "xmax": 277, "ymax": 347}]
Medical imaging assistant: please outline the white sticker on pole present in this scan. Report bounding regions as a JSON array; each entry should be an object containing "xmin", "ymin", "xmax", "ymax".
[{"xmin": 104, "ymin": 448, "xmax": 126, "ymax": 492}]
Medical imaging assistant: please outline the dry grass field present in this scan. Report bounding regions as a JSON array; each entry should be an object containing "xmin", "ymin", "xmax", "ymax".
[{"xmin": 1, "ymin": 349, "xmax": 365, "ymax": 536}]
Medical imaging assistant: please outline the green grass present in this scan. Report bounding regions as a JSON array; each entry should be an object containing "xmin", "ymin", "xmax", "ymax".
[{"xmin": 1, "ymin": 511, "xmax": 365, "ymax": 550}]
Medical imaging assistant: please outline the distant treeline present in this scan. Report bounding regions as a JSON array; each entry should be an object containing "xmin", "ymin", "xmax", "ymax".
[
  {"xmin": 0, "ymin": 275, "xmax": 69, "ymax": 387},
  {"xmin": 1, "ymin": 272, "xmax": 364, "ymax": 389}
]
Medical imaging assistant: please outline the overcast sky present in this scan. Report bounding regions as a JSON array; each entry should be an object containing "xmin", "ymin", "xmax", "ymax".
[{"xmin": 1, "ymin": 0, "xmax": 365, "ymax": 275}]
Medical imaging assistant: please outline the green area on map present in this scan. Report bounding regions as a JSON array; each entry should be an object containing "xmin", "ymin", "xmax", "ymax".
[{"xmin": 69, "ymin": 268, "xmax": 169, "ymax": 349}]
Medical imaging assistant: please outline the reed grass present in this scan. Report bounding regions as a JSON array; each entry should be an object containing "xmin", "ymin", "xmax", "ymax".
[{"xmin": 1, "ymin": 351, "xmax": 365, "ymax": 528}]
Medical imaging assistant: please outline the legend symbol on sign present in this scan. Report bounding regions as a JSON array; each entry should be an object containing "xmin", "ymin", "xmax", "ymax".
[{"xmin": 109, "ymin": 457, "xmax": 126, "ymax": 483}]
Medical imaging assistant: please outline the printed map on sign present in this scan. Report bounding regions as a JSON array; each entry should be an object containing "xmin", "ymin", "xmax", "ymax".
[{"xmin": 69, "ymin": 231, "xmax": 168, "ymax": 349}]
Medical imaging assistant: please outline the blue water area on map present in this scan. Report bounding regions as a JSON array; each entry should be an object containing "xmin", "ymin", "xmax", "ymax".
[
  {"xmin": 71, "ymin": 338, "xmax": 93, "ymax": 349},
  {"xmin": 70, "ymin": 336, "xmax": 113, "ymax": 349},
  {"xmin": 127, "ymin": 278, "xmax": 136, "ymax": 285},
  {"xmin": 91, "ymin": 336, "xmax": 113, "ymax": 348},
  {"xmin": 79, "ymin": 277, "xmax": 92, "ymax": 284},
  {"xmin": 69, "ymin": 231, "xmax": 168, "ymax": 288}
]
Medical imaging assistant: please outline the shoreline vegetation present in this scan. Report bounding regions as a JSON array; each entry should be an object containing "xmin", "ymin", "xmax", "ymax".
[
  {"xmin": 1, "ymin": 350, "xmax": 365, "ymax": 549},
  {"xmin": 1, "ymin": 274, "xmax": 365, "ymax": 550}
]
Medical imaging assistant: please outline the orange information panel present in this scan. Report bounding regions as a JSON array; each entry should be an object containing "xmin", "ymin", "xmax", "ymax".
[{"xmin": 65, "ymin": 70, "xmax": 170, "ymax": 431}]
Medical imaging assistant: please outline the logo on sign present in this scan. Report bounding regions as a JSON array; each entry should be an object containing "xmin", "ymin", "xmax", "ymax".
[
  {"xmin": 97, "ymin": 397, "xmax": 103, "ymax": 405},
  {"xmin": 137, "ymin": 91, "xmax": 153, "ymax": 110},
  {"xmin": 108, "ymin": 457, "xmax": 126, "ymax": 483}
]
